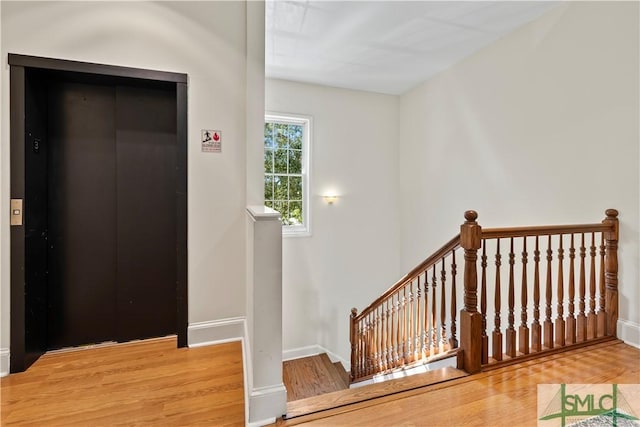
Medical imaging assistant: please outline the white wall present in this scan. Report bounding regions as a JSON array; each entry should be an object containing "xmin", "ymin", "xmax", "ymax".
[
  {"xmin": 1, "ymin": 1, "xmax": 254, "ymax": 356},
  {"xmin": 398, "ymin": 2, "xmax": 639, "ymax": 341},
  {"xmin": 266, "ymin": 79, "xmax": 401, "ymax": 362}
]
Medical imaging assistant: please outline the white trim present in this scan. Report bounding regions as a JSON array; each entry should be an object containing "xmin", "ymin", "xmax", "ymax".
[
  {"xmin": 282, "ymin": 344, "xmax": 350, "ymax": 371},
  {"xmin": 0, "ymin": 348, "xmax": 9, "ymax": 377},
  {"xmin": 618, "ymin": 319, "xmax": 640, "ymax": 349},
  {"xmin": 242, "ymin": 321, "xmax": 252, "ymax": 427},
  {"xmin": 249, "ymin": 383, "xmax": 287, "ymax": 426},
  {"xmin": 283, "ymin": 344, "xmax": 322, "ymax": 361},
  {"xmin": 187, "ymin": 317, "xmax": 245, "ymax": 348}
]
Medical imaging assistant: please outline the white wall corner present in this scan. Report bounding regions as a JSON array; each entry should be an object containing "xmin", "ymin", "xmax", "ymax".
[
  {"xmin": 0, "ymin": 348, "xmax": 9, "ymax": 377},
  {"xmin": 187, "ymin": 317, "xmax": 246, "ymax": 348},
  {"xmin": 248, "ymin": 383, "xmax": 287, "ymax": 427},
  {"xmin": 618, "ymin": 319, "xmax": 640, "ymax": 349},
  {"xmin": 282, "ymin": 344, "xmax": 351, "ymax": 371},
  {"xmin": 319, "ymin": 345, "xmax": 351, "ymax": 371},
  {"xmin": 283, "ymin": 345, "xmax": 322, "ymax": 361}
]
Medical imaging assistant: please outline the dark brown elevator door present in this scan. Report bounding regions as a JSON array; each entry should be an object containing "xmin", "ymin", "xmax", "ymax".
[{"xmin": 47, "ymin": 76, "xmax": 177, "ymax": 349}]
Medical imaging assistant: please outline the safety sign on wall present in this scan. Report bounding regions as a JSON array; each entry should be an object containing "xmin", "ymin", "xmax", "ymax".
[{"xmin": 202, "ymin": 129, "xmax": 222, "ymax": 153}]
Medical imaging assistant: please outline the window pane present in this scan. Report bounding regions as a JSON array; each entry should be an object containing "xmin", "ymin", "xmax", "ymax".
[
  {"xmin": 274, "ymin": 149, "xmax": 288, "ymax": 174},
  {"xmin": 264, "ymin": 149, "xmax": 274, "ymax": 174},
  {"xmin": 289, "ymin": 201, "xmax": 302, "ymax": 225},
  {"xmin": 265, "ymin": 200, "xmax": 273, "ymax": 208},
  {"xmin": 289, "ymin": 150, "xmax": 302, "ymax": 174},
  {"xmin": 274, "ymin": 175, "xmax": 289, "ymax": 200},
  {"xmin": 264, "ymin": 123, "xmax": 274, "ymax": 148},
  {"xmin": 276, "ymin": 124, "xmax": 288, "ymax": 148},
  {"xmin": 264, "ymin": 175, "xmax": 274, "ymax": 200},
  {"xmin": 290, "ymin": 176, "xmax": 302, "ymax": 200},
  {"xmin": 289, "ymin": 125, "xmax": 303, "ymax": 149}
]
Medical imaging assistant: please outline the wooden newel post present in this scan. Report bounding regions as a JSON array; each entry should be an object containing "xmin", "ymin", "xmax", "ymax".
[
  {"xmin": 350, "ymin": 308, "xmax": 358, "ymax": 382},
  {"xmin": 460, "ymin": 210, "xmax": 482, "ymax": 374},
  {"xmin": 602, "ymin": 209, "xmax": 619, "ymax": 337}
]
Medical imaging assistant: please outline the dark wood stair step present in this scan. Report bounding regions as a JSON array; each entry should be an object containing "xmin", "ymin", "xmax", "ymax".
[
  {"xmin": 284, "ymin": 366, "xmax": 468, "ymax": 421},
  {"xmin": 283, "ymin": 354, "xmax": 348, "ymax": 402}
]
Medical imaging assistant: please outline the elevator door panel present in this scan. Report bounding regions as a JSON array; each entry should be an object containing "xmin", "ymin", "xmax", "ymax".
[
  {"xmin": 47, "ymin": 80, "xmax": 118, "ymax": 348},
  {"xmin": 115, "ymin": 84, "xmax": 177, "ymax": 341}
]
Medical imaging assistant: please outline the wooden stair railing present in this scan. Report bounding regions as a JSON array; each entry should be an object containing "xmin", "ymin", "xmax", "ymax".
[
  {"xmin": 350, "ymin": 235, "xmax": 461, "ymax": 383},
  {"xmin": 350, "ymin": 209, "xmax": 620, "ymax": 382},
  {"xmin": 459, "ymin": 209, "xmax": 619, "ymax": 374}
]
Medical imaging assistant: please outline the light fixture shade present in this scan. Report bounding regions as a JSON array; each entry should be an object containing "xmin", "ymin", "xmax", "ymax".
[{"xmin": 323, "ymin": 195, "xmax": 338, "ymax": 204}]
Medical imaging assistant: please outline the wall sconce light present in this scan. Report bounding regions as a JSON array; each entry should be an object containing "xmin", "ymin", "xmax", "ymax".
[{"xmin": 323, "ymin": 195, "xmax": 338, "ymax": 205}]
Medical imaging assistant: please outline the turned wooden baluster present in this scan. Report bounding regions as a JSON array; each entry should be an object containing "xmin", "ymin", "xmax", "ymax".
[
  {"xmin": 531, "ymin": 236, "xmax": 541, "ymax": 352},
  {"xmin": 416, "ymin": 276, "xmax": 422, "ymax": 361},
  {"xmin": 375, "ymin": 307, "xmax": 382, "ymax": 372},
  {"xmin": 480, "ymin": 242, "xmax": 488, "ymax": 364},
  {"xmin": 603, "ymin": 209, "xmax": 619, "ymax": 337},
  {"xmin": 431, "ymin": 264, "xmax": 437, "ymax": 354},
  {"xmin": 544, "ymin": 235, "xmax": 554, "ymax": 349},
  {"xmin": 597, "ymin": 233, "xmax": 606, "ymax": 336},
  {"xmin": 519, "ymin": 237, "xmax": 529, "ymax": 355},
  {"xmin": 577, "ymin": 233, "xmax": 587, "ymax": 342},
  {"xmin": 391, "ymin": 294, "xmax": 397, "ymax": 368},
  {"xmin": 506, "ymin": 238, "xmax": 516, "ymax": 358},
  {"xmin": 450, "ymin": 250, "xmax": 458, "ymax": 349},
  {"xmin": 493, "ymin": 239, "xmax": 503, "ymax": 361},
  {"xmin": 402, "ymin": 286, "xmax": 408, "ymax": 364},
  {"xmin": 440, "ymin": 259, "xmax": 447, "ymax": 351},
  {"xmin": 587, "ymin": 232, "xmax": 597, "ymax": 339},
  {"xmin": 408, "ymin": 282, "xmax": 414, "ymax": 362},
  {"xmin": 566, "ymin": 234, "xmax": 576, "ymax": 345},
  {"xmin": 396, "ymin": 292, "xmax": 402, "ymax": 366},
  {"xmin": 388, "ymin": 299, "xmax": 394, "ymax": 368},
  {"xmin": 423, "ymin": 273, "xmax": 429, "ymax": 358},
  {"xmin": 460, "ymin": 210, "xmax": 482, "ymax": 374},
  {"xmin": 350, "ymin": 307, "xmax": 357, "ymax": 381},
  {"xmin": 380, "ymin": 301, "xmax": 387, "ymax": 371},
  {"xmin": 555, "ymin": 235, "xmax": 566, "ymax": 347},
  {"xmin": 367, "ymin": 313, "xmax": 374, "ymax": 375}
]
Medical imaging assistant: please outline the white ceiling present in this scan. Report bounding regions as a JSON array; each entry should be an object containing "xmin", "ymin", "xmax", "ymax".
[{"xmin": 266, "ymin": 1, "xmax": 561, "ymax": 95}]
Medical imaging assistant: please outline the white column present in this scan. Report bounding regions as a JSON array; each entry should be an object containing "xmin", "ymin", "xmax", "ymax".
[{"xmin": 246, "ymin": 206, "xmax": 286, "ymax": 426}]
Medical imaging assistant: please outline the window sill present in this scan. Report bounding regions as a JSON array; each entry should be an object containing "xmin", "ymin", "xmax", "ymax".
[{"xmin": 283, "ymin": 226, "xmax": 311, "ymax": 238}]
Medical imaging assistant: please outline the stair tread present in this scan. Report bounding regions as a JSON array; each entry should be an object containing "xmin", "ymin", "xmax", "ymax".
[
  {"xmin": 283, "ymin": 354, "xmax": 348, "ymax": 401},
  {"xmin": 318, "ymin": 353, "xmax": 349, "ymax": 389},
  {"xmin": 285, "ymin": 366, "xmax": 468, "ymax": 420},
  {"xmin": 333, "ymin": 361, "xmax": 350, "ymax": 387}
]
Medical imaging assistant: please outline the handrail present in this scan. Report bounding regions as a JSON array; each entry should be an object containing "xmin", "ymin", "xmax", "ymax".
[
  {"xmin": 355, "ymin": 234, "xmax": 460, "ymax": 322},
  {"xmin": 482, "ymin": 223, "xmax": 610, "ymax": 239}
]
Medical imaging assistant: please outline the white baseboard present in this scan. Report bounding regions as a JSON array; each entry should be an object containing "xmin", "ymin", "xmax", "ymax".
[
  {"xmin": 187, "ymin": 317, "xmax": 245, "ymax": 348},
  {"xmin": 618, "ymin": 319, "xmax": 640, "ymax": 348},
  {"xmin": 283, "ymin": 344, "xmax": 322, "ymax": 361},
  {"xmin": 248, "ymin": 383, "xmax": 287, "ymax": 426},
  {"xmin": 0, "ymin": 348, "xmax": 9, "ymax": 377},
  {"xmin": 283, "ymin": 344, "xmax": 350, "ymax": 371}
]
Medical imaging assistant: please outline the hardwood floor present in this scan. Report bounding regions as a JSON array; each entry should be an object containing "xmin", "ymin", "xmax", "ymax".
[
  {"xmin": 1, "ymin": 338, "xmax": 245, "ymax": 426},
  {"xmin": 277, "ymin": 341, "xmax": 640, "ymax": 426},
  {"xmin": 283, "ymin": 354, "xmax": 349, "ymax": 401}
]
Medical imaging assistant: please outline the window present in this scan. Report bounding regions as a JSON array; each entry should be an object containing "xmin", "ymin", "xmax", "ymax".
[{"xmin": 264, "ymin": 113, "xmax": 311, "ymax": 235}]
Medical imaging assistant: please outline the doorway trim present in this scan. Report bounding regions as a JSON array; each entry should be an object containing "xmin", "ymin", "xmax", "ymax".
[{"xmin": 9, "ymin": 54, "xmax": 188, "ymax": 372}]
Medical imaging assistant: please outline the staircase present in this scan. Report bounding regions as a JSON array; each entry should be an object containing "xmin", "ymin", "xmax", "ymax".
[
  {"xmin": 283, "ymin": 354, "xmax": 349, "ymax": 401},
  {"xmin": 279, "ymin": 209, "xmax": 622, "ymax": 423},
  {"xmin": 281, "ymin": 354, "xmax": 467, "ymax": 423}
]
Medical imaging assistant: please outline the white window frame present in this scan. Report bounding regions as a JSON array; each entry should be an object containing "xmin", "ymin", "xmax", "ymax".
[{"xmin": 264, "ymin": 112, "xmax": 312, "ymax": 237}]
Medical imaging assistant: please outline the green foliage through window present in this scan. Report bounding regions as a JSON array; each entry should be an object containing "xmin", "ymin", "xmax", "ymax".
[{"xmin": 264, "ymin": 118, "xmax": 306, "ymax": 227}]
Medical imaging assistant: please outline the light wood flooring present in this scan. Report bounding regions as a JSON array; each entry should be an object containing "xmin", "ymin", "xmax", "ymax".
[
  {"xmin": 276, "ymin": 340, "xmax": 640, "ymax": 426},
  {"xmin": 0, "ymin": 337, "xmax": 245, "ymax": 426}
]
